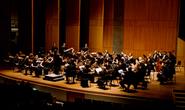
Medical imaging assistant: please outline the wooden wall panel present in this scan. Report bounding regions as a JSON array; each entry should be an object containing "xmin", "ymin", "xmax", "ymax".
[
  {"xmin": 33, "ymin": 0, "xmax": 46, "ymax": 53},
  {"xmin": 113, "ymin": 0, "xmax": 124, "ymax": 53},
  {"xmin": 123, "ymin": 0, "xmax": 179, "ymax": 56},
  {"xmin": 65, "ymin": 0, "xmax": 80, "ymax": 51},
  {"xmin": 89, "ymin": 0, "xmax": 104, "ymax": 52},
  {"xmin": 177, "ymin": 38, "xmax": 185, "ymax": 66},
  {"xmin": 45, "ymin": 0, "xmax": 59, "ymax": 51},
  {"xmin": 103, "ymin": 0, "xmax": 114, "ymax": 52},
  {"xmin": 80, "ymin": 0, "xmax": 90, "ymax": 49}
]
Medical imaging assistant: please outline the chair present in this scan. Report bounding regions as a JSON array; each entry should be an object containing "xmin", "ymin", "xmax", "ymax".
[{"xmin": 176, "ymin": 61, "xmax": 182, "ymax": 72}]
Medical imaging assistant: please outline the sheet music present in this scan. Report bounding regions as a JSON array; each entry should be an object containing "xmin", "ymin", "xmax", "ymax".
[{"xmin": 95, "ymin": 67, "xmax": 102, "ymax": 74}]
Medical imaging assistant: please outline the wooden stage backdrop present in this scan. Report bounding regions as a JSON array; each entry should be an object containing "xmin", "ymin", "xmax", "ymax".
[{"xmin": 2, "ymin": 0, "xmax": 178, "ymax": 57}]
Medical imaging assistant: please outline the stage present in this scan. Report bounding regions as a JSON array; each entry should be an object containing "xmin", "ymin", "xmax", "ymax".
[{"xmin": 0, "ymin": 67, "xmax": 184, "ymax": 109}]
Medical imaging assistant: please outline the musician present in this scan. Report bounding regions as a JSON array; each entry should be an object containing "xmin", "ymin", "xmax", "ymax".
[
  {"xmin": 81, "ymin": 43, "xmax": 89, "ymax": 52},
  {"xmin": 13, "ymin": 53, "xmax": 24, "ymax": 72},
  {"xmin": 30, "ymin": 56, "xmax": 38, "ymax": 76},
  {"xmin": 35, "ymin": 57, "xmax": 44, "ymax": 77},
  {"xmin": 115, "ymin": 61, "xmax": 127, "ymax": 80},
  {"xmin": 103, "ymin": 61, "xmax": 115, "ymax": 85},
  {"xmin": 65, "ymin": 59, "xmax": 77, "ymax": 83},
  {"xmin": 63, "ymin": 47, "xmax": 75, "ymax": 58},
  {"xmin": 155, "ymin": 59, "xmax": 163, "ymax": 73},
  {"xmin": 157, "ymin": 60, "xmax": 170, "ymax": 84},
  {"xmin": 18, "ymin": 51, "xmax": 26, "ymax": 58},
  {"xmin": 168, "ymin": 51, "xmax": 176, "ymax": 79},
  {"xmin": 158, "ymin": 52, "xmax": 176, "ymax": 83},
  {"xmin": 29, "ymin": 55, "xmax": 42, "ymax": 77},
  {"xmin": 77, "ymin": 61, "xmax": 85, "ymax": 80},
  {"xmin": 60, "ymin": 43, "xmax": 66, "ymax": 56},
  {"xmin": 120, "ymin": 65, "xmax": 138, "ymax": 92},
  {"xmin": 45, "ymin": 53, "xmax": 54, "ymax": 71},
  {"xmin": 42, "ymin": 57, "xmax": 51, "ymax": 75},
  {"xmin": 82, "ymin": 64, "xmax": 91, "ymax": 80},
  {"xmin": 146, "ymin": 55, "xmax": 155, "ymax": 76},
  {"xmin": 21, "ymin": 56, "xmax": 30, "ymax": 75},
  {"xmin": 128, "ymin": 53, "xmax": 133, "ymax": 61},
  {"xmin": 137, "ymin": 58, "xmax": 147, "ymax": 82},
  {"xmin": 23, "ymin": 53, "xmax": 34, "ymax": 75},
  {"xmin": 28, "ymin": 53, "xmax": 35, "ymax": 61},
  {"xmin": 53, "ymin": 52, "xmax": 62, "ymax": 75}
]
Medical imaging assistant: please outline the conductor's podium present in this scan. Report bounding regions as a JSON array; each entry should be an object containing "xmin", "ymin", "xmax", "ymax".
[{"xmin": 43, "ymin": 73, "xmax": 64, "ymax": 81}]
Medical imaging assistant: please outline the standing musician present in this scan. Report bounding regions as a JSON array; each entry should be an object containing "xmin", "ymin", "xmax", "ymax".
[
  {"xmin": 60, "ymin": 43, "xmax": 66, "ymax": 56},
  {"xmin": 53, "ymin": 52, "xmax": 62, "ymax": 75},
  {"xmin": 155, "ymin": 58, "xmax": 163, "ymax": 74},
  {"xmin": 81, "ymin": 43, "xmax": 89, "ymax": 53}
]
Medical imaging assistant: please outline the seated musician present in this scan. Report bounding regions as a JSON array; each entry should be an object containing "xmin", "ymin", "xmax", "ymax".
[
  {"xmin": 22, "ymin": 56, "xmax": 30, "ymax": 75},
  {"xmin": 65, "ymin": 59, "xmax": 77, "ymax": 83},
  {"xmin": 95, "ymin": 65, "xmax": 103, "ymax": 75},
  {"xmin": 157, "ymin": 58, "xmax": 175, "ymax": 84},
  {"xmin": 101, "ymin": 61, "xmax": 113, "ymax": 85},
  {"xmin": 30, "ymin": 57, "xmax": 38, "ymax": 76},
  {"xmin": 119, "ymin": 62, "xmax": 138, "ymax": 92},
  {"xmin": 18, "ymin": 51, "xmax": 26, "ymax": 58},
  {"xmin": 30, "ymin": 55, "xmax": 43, "ymax": 77},
  {"xmin": 63, "ymin": 47, "xmax": 74, "ymax": 57},
  {"xmin": 35, "ymin": 57, "xmax": 44, "ymax": 77},
  {"xmin": 81, "ymin": 65, "xmax": 91, "ymax": 79},
  {"xmin": 137, "ymin": 57, "xmax": 147, "ymax": 82},
  {"xmin": 77, "ymin": 60, "xmax": 85, "ymax": 80},
  {"xmin": 45, "ymin": 53, "xmax": 54, "ymax": 72},
  {"xmin": 157, "ymin": 61, "xmax": 169, "ymax": 84},
  {"xmin": 115, "ymin": 62, "xmax": 127, "ymax": 80},
  {"xmin": 42, "ymin": 57, "xmax": 51, "ymax": 75},
  {"xmin": 23, "ymin": 53, "xmax": 34, "ymax": 74},
  {"xmin": 13, "ymin": 53, "xmax": 24, "ymax": 72}
]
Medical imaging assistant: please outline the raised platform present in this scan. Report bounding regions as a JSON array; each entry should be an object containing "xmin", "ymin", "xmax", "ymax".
[
  {"xmin": 0, "ymin": 68, "xmax": 184, "ymax": 109},
  {"xmin": 43, "ymin": 73, "xmax": 64, "ymax": 81}
]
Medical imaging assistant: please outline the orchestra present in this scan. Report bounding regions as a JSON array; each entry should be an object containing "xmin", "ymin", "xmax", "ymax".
[{"xmin": 6, "ymin": 46, "xmax": 176, "ymax": 92}]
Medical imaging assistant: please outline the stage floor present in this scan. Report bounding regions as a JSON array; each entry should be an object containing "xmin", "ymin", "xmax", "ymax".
[{"xmin": 0, "ymin": 67, "xmax": 184, "ymax": 102}]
